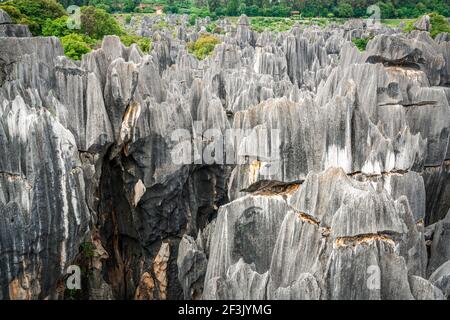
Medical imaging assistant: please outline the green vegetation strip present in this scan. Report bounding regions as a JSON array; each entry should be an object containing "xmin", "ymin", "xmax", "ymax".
[{"xmin": 0, "ymin": 0, "xmax": 152, "ymax": 60}]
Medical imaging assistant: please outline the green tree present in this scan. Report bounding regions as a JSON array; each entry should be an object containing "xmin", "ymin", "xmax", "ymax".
[
  {"xmin": 0, "ymin": 3, "xmax": 38, "ymax": 30},
  {"xmin": 352, "ymin": 37, "xmax": 372, "ymax": 51},
  {"xmin": 405, "ymin": 13, "xmax": 450, "ymax": 38},
  {"xmin": 120, "ymin": 34, "xmax": 152, "ymax": 53},
  {"xmin": 245, "ymin": 4, "xmax": 260, "ymax": 16},
  {"xmin": 428, "ymin": 12, "xmax": 450, "ymax": 38},
  {"xmin": 377, "ymin": 1, "xmax": 396, "ymax": 19},
  {"xmin": 80, "ymin": 6, "xmax": 123, "ymax": 39},
  {"xmin": 57, "ymin": 0, "xmax": 88, "ymax": 7},
  {"xmin": 238, "ymin": 2, "xmax": 247, "ymax": 15},
  {"xmin": 86, "ymin": 0, "xmax": 113, "ymax": 13},
  {"xmin": 415, "ymin": 2, "xmax": 427, "ymax": 16},
  {"xmin": 123, "ymin": 0, "xmax": 137, "ymax": 13},
  {"xmin": 193, "ymin": 0, "xmax": 208, "ymax": 8}
]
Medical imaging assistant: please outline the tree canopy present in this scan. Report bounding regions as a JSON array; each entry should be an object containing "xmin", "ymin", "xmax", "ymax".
[
  {"xmin": 0, "ymin": 0, "xmax": 151, "ymax": 60},
  {"xmin": 52, "ymin": 0, "xmax": 448, "ymax": 18}
]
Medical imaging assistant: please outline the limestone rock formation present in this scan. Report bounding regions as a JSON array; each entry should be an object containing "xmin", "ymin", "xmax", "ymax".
[
  {"xmin": 429, "ymin": 260, "xmax": 450, "ymax": 299},
  {"xmin": 0, "ymin": 10, "xmax": 449, "ymax": 300},
  {"xmin": 0, "ymin": 9, "xmax": 31, "ymax": 38}
]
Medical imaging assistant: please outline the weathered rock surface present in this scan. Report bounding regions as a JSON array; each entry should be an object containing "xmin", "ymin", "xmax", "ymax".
[
  {"xmin": 413, "ymin": 15, "xmax": 431, "ymax": 32},
  {"xmin": 429, "ymin": 260, "xmax": 450, "ymax": 299},
  {"xmin": 0, "ymin": 9, "xmax": 31, "ymax": 38},
  {"xmin": 0, "ymin": 9, "xmax": 12, "ymax": 24},
  {"xmin": 427, "ymin": 210, "xmax": 450, "ymax": 277},
  {"xmin": 408, "ymin": 275, "xmax": 444, "ymax": 300},
  {"xmin": 0, "ymin": 10, "xmax": 449, "ymax": 300}
]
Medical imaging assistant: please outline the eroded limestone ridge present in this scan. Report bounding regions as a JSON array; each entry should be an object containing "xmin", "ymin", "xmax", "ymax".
[{"xmin": 0, "ymin": 10, "xmax": 449, "ymax": 300}]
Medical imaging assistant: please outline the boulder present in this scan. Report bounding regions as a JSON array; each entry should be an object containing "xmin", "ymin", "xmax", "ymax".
[{"xmin": 413, "ymin": 15, "xmax": 431, "ymax": 32}]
